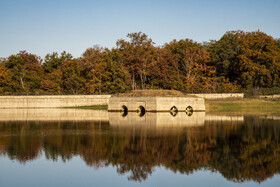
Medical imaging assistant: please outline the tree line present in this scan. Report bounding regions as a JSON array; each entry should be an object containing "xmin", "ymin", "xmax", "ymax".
[{"xmin": 1, "ymin": 30, "xmax": 280, "ymax": 95}]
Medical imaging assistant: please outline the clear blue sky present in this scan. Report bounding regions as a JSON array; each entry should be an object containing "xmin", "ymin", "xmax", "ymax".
[{"xmin": 1, "ymin": 0, "xmax": 280, "ymax": 58}]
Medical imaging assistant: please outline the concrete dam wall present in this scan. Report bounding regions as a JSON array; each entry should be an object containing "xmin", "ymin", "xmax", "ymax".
[
  {"xmin": 191, "ymin": 93, "xmax": 244, "ymax": 100},
  {"xmin": 0, "ymin": 95, "xmax": 111, "ymax": 108},
  {"xmin": 108, "ymin": 97, "xmax": 206, "ymax": 112},
  {"xmin": 0, "ymin": 93, "xmax": 244, "ymax": 109}
]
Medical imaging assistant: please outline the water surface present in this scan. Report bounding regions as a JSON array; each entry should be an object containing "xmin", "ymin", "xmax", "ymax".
[{"xmin": 0, "ymin": 109, "xmax": 279, "ymax": 187}]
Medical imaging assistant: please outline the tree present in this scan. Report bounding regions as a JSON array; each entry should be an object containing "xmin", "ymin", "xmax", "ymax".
[
  {"xmin": 207, "ymin": 32, "xmax": 240, "ymax": 78},
  {"xmin": 61, "ymin": 60, "xmax": 85, "ymax": 94},
  {"xmin": 41, "ymin": 51, "xmax": 72, "ymax": 94},
  {"xmin": 0, "ymin": 64, "xmax": 13, "ymax": 94},
  {"xmin": 275, "ymin": 38, "xmax": 280, "ymax": 50},
  {"xmin": 208, "ymin": 31, "xmax": 280, "ymax": 89},
  {"xmin": 43, "ymin": 51, "xmax": 72, "ymax": 73},
  {"xmin": 80, "ymin": 47, "xmax": 130, "ymax": 94},
  {"xmin": 117, "ymin": 32, "xmax": 156, "ymax": 89},
  {"xmin": 149, "ymin": 48, "xmax": 179, "ymax": 89},
  {"xmin": 165, "ymin": 39, "xmax": 217, "ymax": 92},
  {"xmin": 5, "ymin": 51, "xmax": 43, "ymax": 94},
  {"xmin": 232, "ymin": 31, "xmax": 280, "ymax": 88},
  {"xmin": 80, "ymin": 46, "xmax": 107, "ymax": 93}
]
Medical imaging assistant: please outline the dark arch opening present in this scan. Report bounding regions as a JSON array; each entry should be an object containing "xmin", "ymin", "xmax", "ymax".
[
  {"xmin": 122, "ymin": 105, "xmax": 128, "ymax": 117},
  {"xmin": 137, "ymin": 106, "xmax": 146, "ymax": 117},
  {"xmin": 170, "ymin": 106, "xmax": 178, "ymax": 117},
  {"xmin": 186, "ymin": 106, "xmax": 193, "ymax": 117}
]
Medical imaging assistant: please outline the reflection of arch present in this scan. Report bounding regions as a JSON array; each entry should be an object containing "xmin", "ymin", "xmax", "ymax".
[
  {"xmin": 186, "ymin": 106, "xmax": 193, "ymax": 117},
  {"xmin": 170, "ymin": 106, "xmax": 178, "ymax": 117},
  {"xmin": 137, "ymin": 106, "xmax": 146, "ymax": 117},
  {"xmin": 122, "ymin": 105, "xmax": 128, "ymax": 117}
]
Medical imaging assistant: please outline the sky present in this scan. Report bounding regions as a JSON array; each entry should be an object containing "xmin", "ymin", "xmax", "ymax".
[{"xmin": 0, "ymin": 0, "xmax": 280, "ymax": 58}]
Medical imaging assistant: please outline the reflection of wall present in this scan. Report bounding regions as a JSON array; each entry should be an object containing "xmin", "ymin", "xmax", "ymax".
[
  {"xmin": 0, "ymin": 95, "xmax": 111, "ymax": 108},
  {"xmin": 108, "ymin": 112, "xmax": 205, "ymax": 127},
  {"xmin": 260, "ymin": 116, "xmax": 280, "ymax": 120},
  {"xmin": 205, "ymin": 114, "xmax": 244, "ymax": 122},
  {"xmin": 0, "ymin": 109, "xmax": 109, "ymax": 121}
]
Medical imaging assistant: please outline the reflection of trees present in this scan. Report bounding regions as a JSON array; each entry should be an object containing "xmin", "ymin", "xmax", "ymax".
[{"xmin": 0, "ymin": 117, "xmax": 280, "ymax": 183}]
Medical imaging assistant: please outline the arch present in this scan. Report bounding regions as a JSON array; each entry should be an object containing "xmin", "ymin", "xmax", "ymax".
[
  {"xmin": 122, "ymin": 105, "xmax": 128, "ymax": 117},
  {"xmin": 170, "ymin": 106, "xmax": 178, "ymax": 117},
  {"xmin": 186, "ymin": 106, "xmax": 193, "ymax": 116},
  {"xmin": 137, "ymin": 105, "xmax": 146, "ymax": 117}
]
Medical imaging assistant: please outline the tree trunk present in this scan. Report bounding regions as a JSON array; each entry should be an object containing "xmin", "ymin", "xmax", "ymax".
[{"xmin": 20, "ymin": 77, "xmax": 25, "ymax": 89}]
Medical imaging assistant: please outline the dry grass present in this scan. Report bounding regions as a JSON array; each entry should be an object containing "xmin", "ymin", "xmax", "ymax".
[
  {"xmin": 114, "ymin": 90, "xmax": 196, "ymax": 97},
  {"xmin": 206, "ymin": 98, "xmax": 280, "ymax": 114}
]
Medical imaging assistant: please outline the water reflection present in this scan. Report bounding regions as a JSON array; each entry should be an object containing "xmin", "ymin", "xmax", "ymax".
[{"xmin": 0, "ymin": 109, "xmax": 280, "ymax": 183}]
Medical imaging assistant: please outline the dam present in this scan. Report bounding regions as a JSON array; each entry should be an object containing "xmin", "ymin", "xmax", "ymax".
[{"xmin": 108, "ymin": 96, "xmax": 205, "ymax": 114}]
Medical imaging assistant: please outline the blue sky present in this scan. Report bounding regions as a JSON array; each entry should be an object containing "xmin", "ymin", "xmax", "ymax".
[{"xmin": 0, "ymin": 0, "xmax": 280, "ymax": 58}]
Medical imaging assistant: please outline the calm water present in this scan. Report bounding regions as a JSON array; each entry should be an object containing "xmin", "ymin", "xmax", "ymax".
[{"xmin": 0, "ymin": 109, "xmax": 280, "ymax": 187}]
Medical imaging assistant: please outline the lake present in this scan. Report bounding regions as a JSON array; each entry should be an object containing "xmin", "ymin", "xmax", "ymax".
[{"xmin": 0, "ymin": 109, "xmax": 279, "ymax": 187}]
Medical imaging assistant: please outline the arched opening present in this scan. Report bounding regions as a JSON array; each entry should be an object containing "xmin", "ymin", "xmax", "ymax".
[
  {"xmin": 170, "ymin": 106, "xmax": 178, "ymax": 117},
  {"xmin": 137, "ymin": 106, "xmax": 146, "ymax": 117},
  {"xmin": 186, "ymin": 106, "xmax": 193, "ymax": 117},
  {"xmin": 122, "ymin": 105, "xmax": 128, "ymax": 117}
]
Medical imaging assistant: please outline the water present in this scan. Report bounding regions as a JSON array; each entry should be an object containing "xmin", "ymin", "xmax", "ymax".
[{"xmin": 0, "ymin": 109, "xmax": 280, "ymax": 187}]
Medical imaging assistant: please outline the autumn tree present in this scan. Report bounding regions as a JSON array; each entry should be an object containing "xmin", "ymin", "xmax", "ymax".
[
  {"xmin": 208, "ymin": 31, "xmax": 280, "ymax": 89},
  {"xmin": 117, "ymin": 32, "xmax": 156, "ymax": 89},
  {"xmin": 0, "ymin": 63, "xmax": 14, "ymax": 94},
  {"xmin": 148, "ymin": 48, "xmax": 179, "ymax": 89},
  {"xmin": 165, "ymin": 39, "xmax": 218, "ymax": 92},
  {"xmin": 275, "ymin": 38, "xmax": 280, "ymax": 50},
  {"xmin": 232, "ymin": 31, "xmax": 280, "ymax": 88},
  {"xmin": 4, "ymin": 51, "xmax": 43, "ymax": 94},
  {"xmin": 80, "ymin": 47, "xmax": 130, "ymax": 94}
]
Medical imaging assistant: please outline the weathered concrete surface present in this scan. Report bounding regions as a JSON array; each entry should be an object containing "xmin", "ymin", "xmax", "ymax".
[
  {"xmin": 108, "ymin": 97, "xmax": 205, "ymax": 112},
  {"xmin": 191, "ymin": 93, "xmax": 244, "ymax": 100},
  {"xmin": 108, "ymin": 112, "xmax": 205, "ymax": 127},
  {"xmin": 0, "ymin": 95, "xmax": 111, "ymax": 108},
  {"xmin": 0, "ymin": 108, "xmax": 109, "ymax": 121}
]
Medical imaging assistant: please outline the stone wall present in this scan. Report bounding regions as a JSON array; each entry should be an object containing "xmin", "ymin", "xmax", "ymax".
[
  {"xmin": 191, "ymin": 93, "xmax": 244, "ymax": 100},
  {"xmin": 108, "ymin": 97, "xmax": 205, "ymax": 112},
  {"xmin": 0, "ymin": 95, "xmax": 111, "ymax": 108},
  {"xmin": 259, "ymin": 95, "xmax": 280, "ymax": 99},
  {"xmin": 0, "ymin": 108, "xmax": 109, "ymax": 121}
]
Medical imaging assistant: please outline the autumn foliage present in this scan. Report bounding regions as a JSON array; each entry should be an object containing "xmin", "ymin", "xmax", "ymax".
[{"xmin": 1, "ymin": 30, "xmax": 280, "ymax": 95}]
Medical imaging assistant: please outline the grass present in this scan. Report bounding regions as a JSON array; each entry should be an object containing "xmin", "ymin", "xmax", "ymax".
[
  {"xmin": 206, "ymin": 98, "xmax": 280, "ymax": 114},
  {"xmin": 65, "ymin": 105, "xmax": 108, "ymax": 110}
]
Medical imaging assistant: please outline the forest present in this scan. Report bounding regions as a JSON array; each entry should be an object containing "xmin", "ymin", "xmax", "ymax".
[{"xmin": 1, "ymin": 30, "xmax": 280, "ymax": 95}]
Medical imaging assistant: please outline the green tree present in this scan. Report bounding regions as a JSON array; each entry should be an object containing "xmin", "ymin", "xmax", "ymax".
[
  {"xmin": 207, "ymin": 32, "xmax": 240, "ymax": 78},
  {"xmin": 41, "ymin": 51, "xmax": 72, "ymax": 94},
  {"xmin": 61, "ymin": 60, "xmax": 85, "ymax": 94},
  {"xmin": 43, "ymin": 51, "xmax": 72, "ymax": 73}
]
